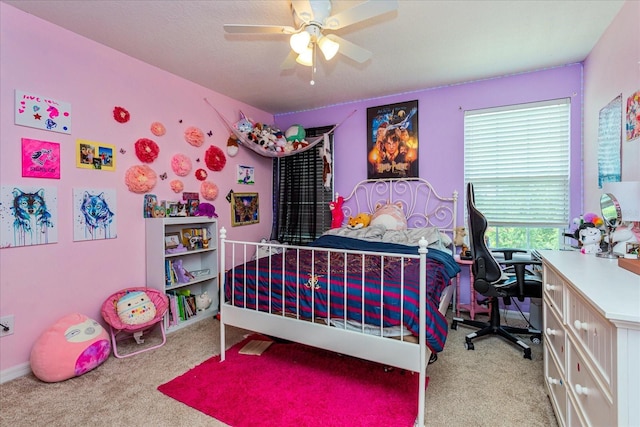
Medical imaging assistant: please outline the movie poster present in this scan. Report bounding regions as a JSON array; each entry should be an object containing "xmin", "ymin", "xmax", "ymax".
[{"xmin": 367, "ymin": 100, "xmax": 419, "ymax": 179}]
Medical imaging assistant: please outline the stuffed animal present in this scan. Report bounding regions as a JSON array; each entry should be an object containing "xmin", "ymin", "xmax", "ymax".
[
  {"xmin": 195, "ymin": 202, "xmax": 218, "ymax": 218},
  {"xmin": 578, "ymin": 226, "xmax": 602, "ymax": 254},
  {"xmin": 196, "ymin": 292, "xmax": 212, "ymax": 311},
  {"xmin": 234, "ymin": 111, "xmax": 253, "ymax": 133},
  {"xmin": 329, "ymin": 195, "xmax": 344, "ymax": 228},
  {"xmin": 285, "ymin": 124, "xmax": 306, "ymax": 142},
  {"xmin": 454, "ymin": 226, "xmax": 467, "ymax": 247},
  {"xmin": 116, "ymin": 291, "xmax": 157, "ymax": 325},
  {"xmin": 172, "ymin": 259, "xmax": 194, "ymax": 283},
  {"xmin": 347, "ymin": 213, "xmax": 371, "ymax": 230},
  {"xmin": 609, "ymin": 225, "xmax": 639, "ymax": 255},
  {"xmin": 370, "ymin": 202, "xmax": 407, "ymax": 230}
]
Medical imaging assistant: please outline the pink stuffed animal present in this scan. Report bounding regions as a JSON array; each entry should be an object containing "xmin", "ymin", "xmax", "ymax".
[{"xmin": 329, "ymin": 195, "xmax": 344, "ymax": 229}]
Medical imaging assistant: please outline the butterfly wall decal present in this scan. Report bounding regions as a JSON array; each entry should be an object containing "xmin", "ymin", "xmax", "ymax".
[
  {"xmin": 207, "ymin": 130, "xmax": 213, "ymax": 137},
  {"xmin": 119, "ymin": 148, "xmax": 126, "ymax": 154},
  {"xmin": 159, "ymin": 172, "xmax": 168, "ymax": 180}
]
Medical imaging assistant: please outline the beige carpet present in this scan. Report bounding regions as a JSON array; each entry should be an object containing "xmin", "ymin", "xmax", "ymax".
[{"xmin": 0, "ymin": 312, "xmax": 557, "ymax": 426}]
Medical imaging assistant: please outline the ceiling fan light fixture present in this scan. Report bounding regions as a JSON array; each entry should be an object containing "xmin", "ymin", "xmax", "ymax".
[
  {"xmin": 318, "ymin": 36, "xmax": 339, "ymax": 61},
  {"xmin": 296, "ymin": 47, "xmax": 313, "ymax": 67},
  {"xmin": 289, "ymin": 31, "xmax": 311, "ymax": 54}
]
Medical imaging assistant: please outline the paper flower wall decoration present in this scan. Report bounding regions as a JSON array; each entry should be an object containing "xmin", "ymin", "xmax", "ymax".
[
  {"xmin": 184, "ymin": 126, "xmax": 205, "ymax": 147},
  {"xmin": 150, "ymin": 122, "xmax": 166, "ymax": 137},
  {"xmin": 171, "ymin": 154, "xmax": 192, "ymax": 176},
  {"xmin": 170, "ymin": 179, "xmax": 184, "ymax": 193},
  {"xmin": 205, "ymin": 145, "xmax": 226, "ymax": 171},
  {"xmin": 113, "ymin": 106, "xmax": 130, "ymax": 123},
  {"xmin": 200, "ymin": 181, "xmax": 219, "ymax": 201},
  {"xmin": 125, "ymin": 165, "xmax": 157, "ymax": 193},
  {"xmin": 135, "ymin": 138, "xmax": 160, "ymax": 163},
  {"xmin": 195, "ymin": 168, "xmax": 208, "ymax": 181}
]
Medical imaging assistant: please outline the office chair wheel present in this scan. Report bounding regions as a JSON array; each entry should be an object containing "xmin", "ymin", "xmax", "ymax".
[
  {"xmin": 524, "ymin": 348, "xmax": 532, "ymax": 360},
  {"xmin": 451, "ymin": 320, "xmax": 458, "ymax": 330},
  {"xmin": 464, "ymin": 338, "xmax": 474, "ymax": 351},
  {"xmin": 530, "ymin": 334, "xmax": 542, "ymax": 345}
]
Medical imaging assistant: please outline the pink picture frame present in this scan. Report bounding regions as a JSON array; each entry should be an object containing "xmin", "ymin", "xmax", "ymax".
[{"xmin": 21, "ymin": 138, "xmax": 60, "ymax": 179}]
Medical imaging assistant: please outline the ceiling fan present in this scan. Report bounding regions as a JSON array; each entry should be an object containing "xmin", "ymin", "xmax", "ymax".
[{"xmin": 224, "ymin": 0, "xmax": 398, "ymax": 70}]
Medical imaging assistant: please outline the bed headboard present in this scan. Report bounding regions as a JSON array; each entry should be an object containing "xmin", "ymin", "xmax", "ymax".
[{"xmin": 339, "ymin": 178, "xmax": 458, "ymax": 234}]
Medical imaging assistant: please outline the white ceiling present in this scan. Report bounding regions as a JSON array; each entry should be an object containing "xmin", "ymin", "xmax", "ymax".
[{"xmin": 4, "ymin": 0, "xmax": 625, "ymax": 115}]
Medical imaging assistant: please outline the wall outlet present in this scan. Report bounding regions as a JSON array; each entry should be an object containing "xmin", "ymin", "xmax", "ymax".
[{"xmin": 0, "ymin": 315, "xmax": 14, "ymax": 337}]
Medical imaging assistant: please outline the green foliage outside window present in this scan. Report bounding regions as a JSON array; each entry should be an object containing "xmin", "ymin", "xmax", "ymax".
[{"xmin": 485, "ymin": 226, "xmax": 561, "ymax": 251}]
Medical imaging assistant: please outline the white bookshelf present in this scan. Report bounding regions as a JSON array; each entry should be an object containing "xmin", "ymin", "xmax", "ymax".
[{"xmin": 145, "ymin": 216, "xmax": 219, "ymax": 332}]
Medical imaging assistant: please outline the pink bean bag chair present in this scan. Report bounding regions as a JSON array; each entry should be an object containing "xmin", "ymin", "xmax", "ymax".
[{"xmin": 30, "ymin": 313, "xmax": 111, "ymax": 382}]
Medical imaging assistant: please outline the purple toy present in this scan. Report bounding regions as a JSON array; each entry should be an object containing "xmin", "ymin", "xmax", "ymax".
[{"xmin": 195, "ymin": 202, "xmax": 218, "ymax": 218}]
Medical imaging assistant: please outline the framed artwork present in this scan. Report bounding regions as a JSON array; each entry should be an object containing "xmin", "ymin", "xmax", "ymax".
[
  {"xmin": 73, "ymin": 188, "xmax": 117, "ymax": 241},
  {"xmin": 237, "ymin": 165, "xmax": 255, "ymax": 184},
  {"xmin": 626, "ymin": 89, "xmax": 639, "ymax": 142},
  {"xmin": 0, "ymin": 185, "xmax": 58, "ymax": 248},
  {"xmin": 597, "ymin": 94, "xmax": 622, "ymax": 187},
  {"xmin": 21, "ymin": 138, "xmax": 60, "ymax": 179},
  {"xmin": 165, "ymin": 232, "xmax": 181, "ymax": 249},
  {"xmin": 366, "ymin": 100, "xmax": 419, "ymax": 179},
  {"xmin": 76, "ymin": 139, "xmax": 116, "ymax": 171},
  {"xmin": 15, "ymin": 90, "xmax": 72, "ymax": 134},
  {"xmin": 231, "ymin": 192, "xmax": 259, "ymax": 226}
]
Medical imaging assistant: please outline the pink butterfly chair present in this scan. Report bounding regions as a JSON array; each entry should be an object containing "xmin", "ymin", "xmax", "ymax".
[{"xmin": 101, "ymin": 287, "xmax": 169, "ymax": 358}]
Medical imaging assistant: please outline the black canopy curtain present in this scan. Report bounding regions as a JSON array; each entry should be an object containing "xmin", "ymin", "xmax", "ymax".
[{"xmin": 272, "ymin": 126, "xmax": 334, "ymax": 245}]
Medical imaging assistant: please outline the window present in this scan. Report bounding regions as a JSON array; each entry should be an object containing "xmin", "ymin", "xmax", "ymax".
[
  {"xmin": 272, "ymin": 126, "xmax": 333, "ymax": 245},
  {"xmin": 464, "ymin": 99, "xmax": 571, "ymax": 250}
]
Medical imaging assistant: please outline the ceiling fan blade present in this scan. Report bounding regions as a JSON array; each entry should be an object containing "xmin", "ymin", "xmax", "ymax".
[
  {"xmin": 291, "ymin": 0, "xmax": 314, "ymax": 24},
  {"xmin": 224, "ymin": 24, "xmax": 296, "ymax": 34},
  {"xmin": 326, "ymin": 34, "xmax": 372, "ymax": 64},
  {"xmin": 324, "ymin": 0, "xmax": 398, "ymax": 30},
  {"xmin": 280, "ymin": 50, "xmax": 298, "ymax": 70}
]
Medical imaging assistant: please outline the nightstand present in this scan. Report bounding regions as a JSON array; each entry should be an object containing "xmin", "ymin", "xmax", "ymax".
[{"xmin": 454, "ymin": 254, "xmax": 490, "ymax": 320}]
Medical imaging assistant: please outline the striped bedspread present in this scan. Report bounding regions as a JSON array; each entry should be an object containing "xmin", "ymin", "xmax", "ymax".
[{"xmin": 225, "ymin": 235, "xmax": 458, "ymax": 353}]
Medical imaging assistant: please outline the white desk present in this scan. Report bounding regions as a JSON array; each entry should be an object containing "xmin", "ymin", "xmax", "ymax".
[{"xmin": 539, "ymin": 250, "xmax": 640, "ymax": 427}]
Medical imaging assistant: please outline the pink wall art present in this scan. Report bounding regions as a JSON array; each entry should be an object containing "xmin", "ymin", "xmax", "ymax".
[{"xmin": 21, "ymin": 138, "xmax": 60, "ymax": 179}]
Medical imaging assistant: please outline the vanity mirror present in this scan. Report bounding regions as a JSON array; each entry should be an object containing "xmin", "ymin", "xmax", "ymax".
[{"xmin": 597, "ymin": 192, "xmax": 622, "ymax": 259}]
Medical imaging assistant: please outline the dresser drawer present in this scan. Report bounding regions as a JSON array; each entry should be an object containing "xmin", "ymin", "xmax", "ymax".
[
  {"xmin": 566, "ymin": 288, "xmax": 615, "ymax": 391},
  {"xmin": 544, "ymin": 345, "xmax": 567, "ymax": 427},
  {"xmin": 567, "ymin": 338, "xmax": 614, "ymax": 427},
  {"xmin": 544, "ymin": 302, "xmax": 565, "ymax": 374},
  {"xmin": 543, "ymin": 263, "xmax": 564, "ymax": 319}
]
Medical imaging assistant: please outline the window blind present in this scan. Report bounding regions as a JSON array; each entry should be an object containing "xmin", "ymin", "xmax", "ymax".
[
  {"xmin": 273, "ymin": 126, "xmax": 333, "ymax": 245},
  {"xmin": 464, "ymin": 99, "xmax": 570, "ymax": 227}
]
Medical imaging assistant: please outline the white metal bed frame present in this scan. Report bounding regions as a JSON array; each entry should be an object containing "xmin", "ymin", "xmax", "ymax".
[{"xmin": 219, "ymin": 178, "xmax": 458, "ymax": 427}]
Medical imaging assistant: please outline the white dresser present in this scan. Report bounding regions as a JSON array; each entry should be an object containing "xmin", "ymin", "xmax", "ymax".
[{"xmin": 540, "ymin": 250, "xmax": 640, "ymax": 427}]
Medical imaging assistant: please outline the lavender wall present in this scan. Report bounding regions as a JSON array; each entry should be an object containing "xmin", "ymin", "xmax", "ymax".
[
  {"xmin": 276, "ymin": 65, "xmax": 584, "ymax": 227},
  {"xmin": 0, "ymin": 4, "xmax": 273, "ymax": 376},
  {"xmin": 276, "ymin": 65, "xmax": 583, "ymax": 314}
]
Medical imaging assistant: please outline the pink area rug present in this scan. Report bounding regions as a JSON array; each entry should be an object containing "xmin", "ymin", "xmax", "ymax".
[{"xmin": 158, "ymin": 336, "xmax": 424, "ymax": 427}]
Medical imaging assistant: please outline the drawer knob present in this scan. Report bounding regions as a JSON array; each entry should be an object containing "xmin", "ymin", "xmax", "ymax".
[
  {"xmin": 545, "ymin": 284, "xmax": 557, "ymax": 291},
  {"xmin": 573, "ymin": 320, "xmax": 588, "ymax": 331},
  {"xmin": 575, "ymin": 384, "xmax": 588, "ymax": 395},
  {"xmin": 546, "ymin": 328, "xmax": 558, "ymax": 336},
  {"xmin": 547, "ymin": 376, "xmax": 561, "ymax": 386}
]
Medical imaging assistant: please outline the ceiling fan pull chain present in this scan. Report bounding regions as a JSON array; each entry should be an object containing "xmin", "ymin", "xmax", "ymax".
[{"xmin": 310, "ymin": 42, "xmax": 316, "ymax": 86}]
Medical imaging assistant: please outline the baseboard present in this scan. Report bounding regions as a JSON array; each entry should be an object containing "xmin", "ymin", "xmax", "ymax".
[{"xmin": 0, "ymin": 362, "xmax": 31, "ymax": 384}]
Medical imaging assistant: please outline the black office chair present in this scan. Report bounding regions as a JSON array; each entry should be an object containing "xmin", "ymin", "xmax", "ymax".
[{"xmin": 451, "ymin": 183, "xmax": 542, "ymax": 359}]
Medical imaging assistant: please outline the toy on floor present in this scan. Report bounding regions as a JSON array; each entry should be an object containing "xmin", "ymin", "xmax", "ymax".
[{"xmin": 30, "ymin": 313, "xmax": 111, "ymax": 382}]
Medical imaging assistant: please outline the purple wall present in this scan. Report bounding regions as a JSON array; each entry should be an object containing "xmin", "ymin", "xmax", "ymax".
[{"xmin": 276, "ymin": 65, "xmax": 584, "ymax": 310}]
